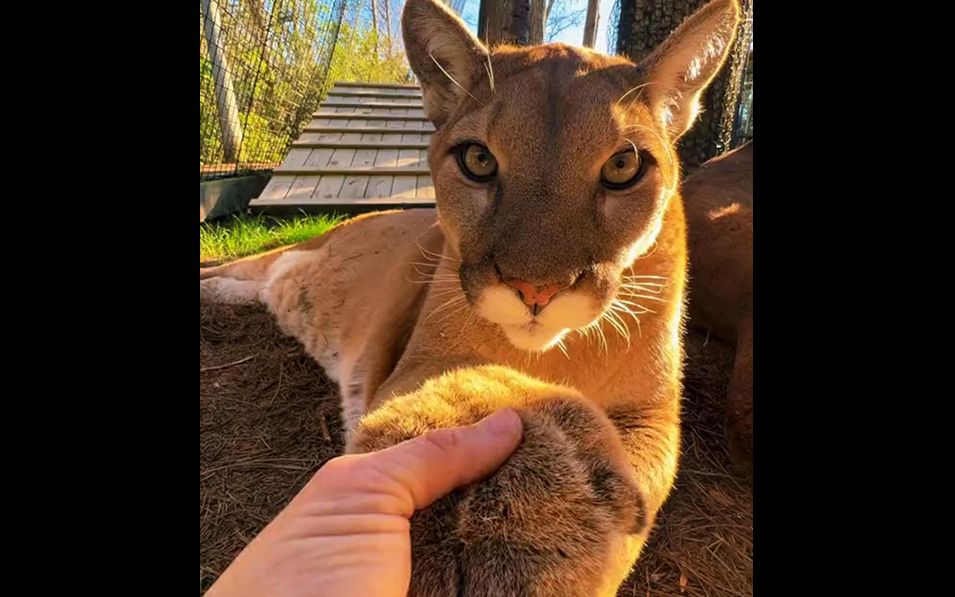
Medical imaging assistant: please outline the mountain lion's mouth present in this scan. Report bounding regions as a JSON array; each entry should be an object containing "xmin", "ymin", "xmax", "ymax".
[
  {"xmin": 500, "ymin": 321, "xmax": 568, "ymax": 353},
  {"xmin": 474, "ymin": 284, "xmax": 601, "ymax": 352}
]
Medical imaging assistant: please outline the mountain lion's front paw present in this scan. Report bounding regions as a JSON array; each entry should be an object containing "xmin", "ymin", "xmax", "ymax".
[{"xmin": 351, "ymin": 367, "xmax": 646, "ymax": 596}]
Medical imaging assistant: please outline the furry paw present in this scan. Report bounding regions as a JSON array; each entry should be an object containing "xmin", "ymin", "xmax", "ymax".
[{"xmin": 351, "ymin": 366, "xmax": 646, "ymax": 596}]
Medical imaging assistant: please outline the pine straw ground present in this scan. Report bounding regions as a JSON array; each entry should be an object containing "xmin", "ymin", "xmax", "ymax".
[{"xmin": 199, "ymin": 301, "xmax": 752, "ymax": 596}]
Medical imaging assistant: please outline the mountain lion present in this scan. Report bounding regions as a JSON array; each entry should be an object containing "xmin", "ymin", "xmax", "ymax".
[
  {"xmin": 200, "ymin": 0, "xmax": 742, "ymax": 593},
  {"xmin": 684, "ymin": 140, "xmax": 753, "ymax": 476}
]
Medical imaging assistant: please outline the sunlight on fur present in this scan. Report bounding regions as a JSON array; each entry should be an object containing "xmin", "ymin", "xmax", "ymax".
[
  {"xmin": 707, "ymin": 202, "xmax": 741, "ymax": 220},
  {"xmin": 199, "ymin": 0, "xmax": 743, "ymax": 594}
]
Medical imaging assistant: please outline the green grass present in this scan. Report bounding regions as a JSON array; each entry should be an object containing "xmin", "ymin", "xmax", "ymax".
[{"xmin": 200, "ymin": 212, "xmax": 345, "ymax": 264}]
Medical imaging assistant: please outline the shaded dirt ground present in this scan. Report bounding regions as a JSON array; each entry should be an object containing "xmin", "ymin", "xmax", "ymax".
[{"xmin": 200, "ymin": 301, "xmax": 752, "ymax": 596}]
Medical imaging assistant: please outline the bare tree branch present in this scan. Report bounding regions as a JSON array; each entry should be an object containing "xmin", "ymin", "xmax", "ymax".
[{"xmin": 545, "ymin": 0, "xmax": 586, "ymax": 42}]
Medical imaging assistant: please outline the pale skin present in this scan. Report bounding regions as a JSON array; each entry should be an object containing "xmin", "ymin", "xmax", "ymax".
[{"xmin": 205, "ymin": 409, "xmax": 524, "ymax": 597}]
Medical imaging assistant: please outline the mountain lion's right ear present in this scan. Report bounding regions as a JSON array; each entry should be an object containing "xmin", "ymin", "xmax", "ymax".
[
  {"xmin": 402, "ymin": 0, "xmax": 490, "ymax": 127},
  {"xmin": 639, "ymin": 0, "xmax": 741, "ymax": 139}
]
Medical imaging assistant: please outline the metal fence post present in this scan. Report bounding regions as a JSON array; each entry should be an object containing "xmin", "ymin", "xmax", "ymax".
[{"xmin": 201, "ymin": 0, "xmax": 244, "ymax": 164}]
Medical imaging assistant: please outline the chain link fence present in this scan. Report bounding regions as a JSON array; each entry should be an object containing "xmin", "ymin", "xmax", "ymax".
[
  {"xmin": 201, "ymin": 1, "xmax": 751, "ymax": 181},
  {"xmin": 200, "ymin": 0, "xmax": 348, "ymax": 181},
  {"xmin": 733, "ymin": 41, "xmax": 753, "ymax": 144}
]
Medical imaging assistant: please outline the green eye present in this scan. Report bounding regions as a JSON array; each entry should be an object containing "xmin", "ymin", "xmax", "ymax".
[
  {"xmin": 600, "ymin": 149, "xmax": 645, "ymax": 189},
  {"xmin": 456, "ymin": 143, "xmax": 498, "ymax": 182}
]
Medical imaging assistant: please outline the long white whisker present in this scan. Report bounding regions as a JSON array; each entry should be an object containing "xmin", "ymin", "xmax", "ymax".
[
  {"xmin": 623, "ymin": 274, "xmax": 667, "ymax": 280},
  {"xmin": 618, "ymin": 292, "xmax": 666, "ymax": 303},
  {"xmin": 426, "ymin": 294, "xmax": 467, "ymax": 320},
  {"xmin": 555, "ymin": 338, "xmax": 570, "ymax": 360},
  {"xmin": 613, "ymin": 301, "xmax": 654, "ymax": 315},
  {"xmin": 604, "ymin": 309, "xmax": 631, "ymax": 349},
  {"xmin": 432, "ymin": 300, "xmax": 470, "ymax": 326},
  {"xmin": 483, "ymin": 52, "xmax": 495, "ymax": 94},
  {"xmin": 614, "ymin": 81, "xmax": 655, "ymax": 108},
  {"xmin": 622, "ymin": 124, "xmax": 676, "ymax": 174},
  {"xmin": 415, "ymin": 241, "xmax": 459, "ymax": 262},
  {"xmin": 429, "ymin": 53, "xmax": 484, "ymax": 106},
  {"xmin": 611, "ymin": 301, "xmax": 644, "ymax": 338}
]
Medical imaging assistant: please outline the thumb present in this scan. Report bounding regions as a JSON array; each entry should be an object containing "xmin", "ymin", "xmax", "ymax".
[{"xmin": 358, "ymin": 409, "xmax": 524, "ymax": 516}]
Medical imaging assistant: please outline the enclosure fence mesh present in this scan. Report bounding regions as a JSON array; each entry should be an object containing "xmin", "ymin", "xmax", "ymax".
[
  {"xmin": 200, "ymin": 1, "xmax": 750, "ymax": 182},
  {"xmin": 200, "ymin": 0, "xmax": 348, "ymax": 181}
]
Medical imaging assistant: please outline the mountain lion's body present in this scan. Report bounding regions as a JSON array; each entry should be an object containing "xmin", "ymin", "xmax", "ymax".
[
  {"xmin": 684, "ymin": 141, "xmax": 753, "ymax": 474},
  {"xmin": 200, "ymin": 0, "xmax": 741, "ymax": 594}
]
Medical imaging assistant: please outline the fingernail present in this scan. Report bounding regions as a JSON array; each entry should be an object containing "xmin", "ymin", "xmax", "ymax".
[{"xmin": 481, "ymin": 408, "xmax": 523, "ymax": 437}]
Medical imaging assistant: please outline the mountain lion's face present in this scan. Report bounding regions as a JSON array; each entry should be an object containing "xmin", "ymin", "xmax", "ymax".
[
  {"xmin": 430, "ymin": 47, "xmax": 679, "ymax": 352},
  {"xmin": 403, "ymin": 0, "xmax": 737, "ymax": 352}
]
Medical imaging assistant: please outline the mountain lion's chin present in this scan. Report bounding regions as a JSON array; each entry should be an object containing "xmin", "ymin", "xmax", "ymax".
[{"xmin": 500, "ymin": 322, "xmax": 569, "ymax": 353}]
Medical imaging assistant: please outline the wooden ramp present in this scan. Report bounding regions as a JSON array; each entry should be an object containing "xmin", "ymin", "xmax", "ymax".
[{"xmin": 251, "ymin": 81, "xmax": 435, "ymax": 214}]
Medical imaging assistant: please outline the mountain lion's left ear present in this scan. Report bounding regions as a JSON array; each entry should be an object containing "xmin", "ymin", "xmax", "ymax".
[
  {"xmin": 639, "ymin": 0, "xmax": 741, "ymax": 139},
  {"xmin": 402, "ymin": 0, "xmax": 490, "ymax": 127}
]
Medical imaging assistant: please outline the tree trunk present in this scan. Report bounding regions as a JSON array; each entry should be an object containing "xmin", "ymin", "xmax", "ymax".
[
  {"xmin": 531, "ymin": 0, "xmax": 546, "ymax": 44},
  {"xmin": 616, "ymin": 0, "xmax": 753, "ymax": 168},
  {"xmin": 583, "ymin": 0, "xmax": 600, "ymax": 48},
  {"xmin": 200, "ymin": 0, "xmax": 244, "ymax": 163},
  {"xmin": 510, "ymin": 0, "xmax": 532, "ymax": 44},
  {"xmin": 370, "ymin": 0, "xmax": 379, "ymax": 56},
  {"xmin": 478, "ymin": 0, "xmax": 544, "ymax": 46}
]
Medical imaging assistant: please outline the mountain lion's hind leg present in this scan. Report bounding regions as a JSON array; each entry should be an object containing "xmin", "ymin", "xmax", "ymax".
[
  {"xmin": 199, "ymin": 277, "xmax": 265, "ymax": 305},
  {"xmin": 199, "ymin": 248, "xmax": 315, "ymax": 306}
]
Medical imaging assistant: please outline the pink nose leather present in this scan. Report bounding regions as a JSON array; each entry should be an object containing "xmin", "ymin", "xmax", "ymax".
[{"xmin": 505, "ymin": 279, "xmax": 561, "ymax": 307}]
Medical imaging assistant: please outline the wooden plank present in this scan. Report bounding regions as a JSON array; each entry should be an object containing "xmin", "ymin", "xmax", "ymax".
[
  {"xmin": 304, "ymin": 147, "xmax": 335, "ymax": 168},
  {"xmin": 328, "ymin": 146, "xmax": 369, "ymax": 200},
  {"xmin": 405, "ymin": 119, "xmax": 430, "ymax": 130},
  {"xmin": 257, "ymin": 176, "xmax": 294, "ymax": 200},
  {"xmin": 285, "ymin": 175, "xmax": 321, "ymax": 200},
  {"xmin": 252, "ymin": 195, "xmax": 435, "ymax": 209},
  {"xmin": 351, "ymin": 134, "xmax": 382, "ymax": 168},
  {"xmin": 364, "ymin": 140, "xmax": 399, "ymax": 199},
  {"xmin": 392, "ymin": 175, "xmax": 418, "ymax": 200},
  {"xmin": 274, "ymin": 166, "xmax": 432, "ymax": 175},
  {"xmin": 373, "ymin": 144, "xmax": 400, "ymax": 168},
  {"xmin": 339, "ymin": 174, "xmax": 370, "ymax": 198},
  {"xmin": 290, "ymin": 140, "xmax": 429, "ymax": 149},
  {"xmin": 338, "ymin": 130, "xmax": 364, "ymax": 143},
  {"xmin": 329, "ymin": 87, "xmax": 395, "ymax": 95},
  {"xmin": 320, "ymin": 101, "xmax": 425, "ymax": 110},
  {"xmin": 250, "ymin": 199, "xmax": 434, "ymax": 217},
  {"xmin": 416, "ymin": 175, "xmax": 435, "ymax": 199},
  {"xmin": 298, "ymin": 132, "xmax": 324, "ymax": 144},
  {"xmin": 396, "ymin": 148, "xmax": 425, "ymax": 169},
  {"xmin": 384, "ymin": 107, "xmax": 411, "ymax": 130},
  {"xmin": 327, "ymin": 147, "xmax": 357, "ymax": 169},
  {"xmin": 327, "ymin": 90, "xmax": 422, "ymax": 99},
  {"xmin": 280, "ymin": 148, "xmax": 312, "ymax": 168},
  {"xmin": 364, "ymin": 175, "xmax": 394, "ymax": 199},
  {"xmin": 312, "ymin": 174, "xmax": 346, "ymax": 199},
  {"xmin": 314, "ymin": 131, "xmax": 345, "ymax": 142},
  {"xmin": 332, "ymin": 81, "xmax": 421, "ymax": 89},
  {"xmin": 303, "ymin": 126, "xmax": 435, "ymax": 134},
  {"xmin": 313, "ymin": 111, "xmax": 430, "ymax": 121}
]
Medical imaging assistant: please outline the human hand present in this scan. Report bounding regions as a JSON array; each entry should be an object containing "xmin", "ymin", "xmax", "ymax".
[{"xmin": 205, "ymin": 408, "xmax": 524, "ymax": 597}]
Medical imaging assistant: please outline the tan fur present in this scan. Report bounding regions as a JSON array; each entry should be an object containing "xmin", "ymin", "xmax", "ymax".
[
  {"xmin": 200, "ymin": 0, "xmax": 741, "ymax": 593},
  {"xmin": 684, "ymin": 141, "xmax": 753, "ymax": 475}
]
